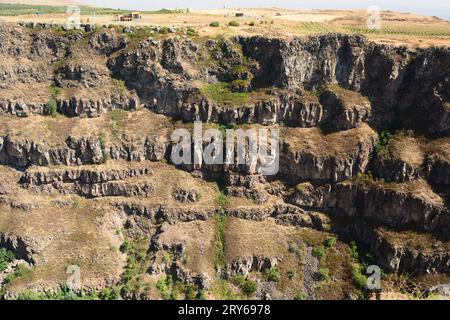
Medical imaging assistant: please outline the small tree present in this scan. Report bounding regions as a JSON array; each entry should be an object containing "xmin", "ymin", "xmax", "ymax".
[
  {"xmin": 318, "ymin": 267, "xmax": 331, "ymax": 281},
  {"xmin": 265, "ymin": 267, "xmax": 281, "ymax": 282},
  {"xmin": 242, "ymin": 280, "xmax": 257, "ymax": 296},
  {"xmin": 45, "ymin": 98, "xmax": 58, "ymax": 117}
]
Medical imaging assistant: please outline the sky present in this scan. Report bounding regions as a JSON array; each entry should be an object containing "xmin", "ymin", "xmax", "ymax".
[{"xmin": 81, "ymin": 0, "xmax": 450, "ymax": 20}]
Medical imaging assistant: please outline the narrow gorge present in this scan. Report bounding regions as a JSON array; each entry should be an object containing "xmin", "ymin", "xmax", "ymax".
[{"xmin": 0, "ymin": 22, "xmax": 449, "ymax": 300}]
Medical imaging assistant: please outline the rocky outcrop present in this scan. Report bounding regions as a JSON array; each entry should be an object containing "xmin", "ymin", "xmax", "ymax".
[
  {"xmin": 330, "ymin": 183, "xmax": 450, "ymax": 236},
  {"xmin": 373, "ymin": 234, "xmax": 450, "ymax": 274},
  {"xmin": 0, "ymin": 93, "xmax": 140, "ymax": 118},
  {"xmin": 289, "ymin": 181, "xmax": 450, "ymax": 238},
  {"xmin": 225, "ymin": 256, "xmax": 281, "ymax": 278},
  {"xmin": 117, "ymin": 199, "xmax": 316, "ymax": 229},
  {"xmin": 148, "ymin": 89, "xmax": 326, "ymax": 126},
  {"xmin": 289, "ymin": 182, "xmax": 332, "ymax": 209},
  {"xmin": 427, "ymin": 158, "xmax": 450, "ymax": 185},
  {"xmin": 0, "ymin": 135, "xmax": 167, "ymax": 168},
  {"xmin": 89, "ymin": 30, "xmax": 127, "ymax": 56},
  {"xmin": 117, "ymin": 202, "xmax": 216, "ymax": 223},
  {"xmin": 279, "ymin": 127, "xmax": 377, "ymax": 183},
  {"xmin": 172, "ymin": 188, "xmax": 199, "ymax": 203},
  {"xmin": 20, "ymin": 166, "xmax": 154, "ymax": 198},
  {"xmin": 0, "ymin": 233, "xmax": 44, "ymax": 264},
  {"xmin": 78, "ymin": 181, "xmax": 154, "ymax": 198},
  {"xmin": 56, "ymin": 94, "xmax": 140, "ymax": 118},
  {"xmin": 107, "ymin": 33, "xmax": 450, "ymax": 134},
  {"xmin": 371, "ymin": 158, "xmax": 421, "ymax": 183},
  {"xmin": 331, "ymin": 219, "xmax": 450, "ymax": 275},
  {"xmin": 0, "ymin": 100, "xmax": 46, "ymax": 117},
  {"xmin": 0, "ymin": 135, "xmax": 103, "ymax": 167},
  {"xmin": 20, "ymin": 166, "xmax": 152, "ymax": 187},
  {"xmin": 319, "ymin": 87, "xmax": 371, "ymax": 132}
]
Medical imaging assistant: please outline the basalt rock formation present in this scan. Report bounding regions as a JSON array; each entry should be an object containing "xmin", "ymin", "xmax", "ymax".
[{"xmin": 0, "ymin": 23, "xmax": 449, "ymax": 300}]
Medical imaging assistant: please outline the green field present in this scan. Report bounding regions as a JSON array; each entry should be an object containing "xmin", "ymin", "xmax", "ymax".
[
  {"xmin": 0, "ymin": 4, "xmax": 185, "ymax": 16},
  {"xmin": 295, "ymin": 21, "xmax": 450, "ymax": 38},
  {"xmin": 344, "ymin": 25, "xmax": 450, "ymax": 38}
]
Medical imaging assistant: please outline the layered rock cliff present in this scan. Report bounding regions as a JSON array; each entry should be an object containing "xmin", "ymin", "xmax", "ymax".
[{"xmin": 0, "ymin": 22, "xmax": 449, "ymax": 300}]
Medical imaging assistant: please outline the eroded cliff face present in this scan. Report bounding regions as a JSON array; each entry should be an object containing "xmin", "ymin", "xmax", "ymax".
[
  {"xmin": 106, "ymin": 33, "xmax": 450, "ymax": 136},
  {"xmin": 0, "ymin": 23, "xmax": 449, "ymax": 300}
]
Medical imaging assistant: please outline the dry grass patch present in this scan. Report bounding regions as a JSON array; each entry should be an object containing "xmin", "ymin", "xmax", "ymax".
[
  {"xmin": 375, "ymin": 227, "xmax": 450, "ymax": 253},
  {"xmin": 327, "ymin": 84, "xmax": 370, "ymax": 106},
  {"xmin": 155, "ymin": 220, "xmax": 216, "ymax": 276},
  {"xmin": 0, "ymin": 108, "xmax": 173, "ymax": 148},
  {"xmin": 282, "ymin": 123, "xmax": 377, "ymax": 158},
  {"xmin": 380, "ymin": 179, "xmax": 445, "ymax": 206},
  {"xmin": 225, "ymin": 218, "xmax": 291, "ymax": 262},
  {"xmin": 0, "ymin": 200, "xmax": 124, "ymax": 294}
]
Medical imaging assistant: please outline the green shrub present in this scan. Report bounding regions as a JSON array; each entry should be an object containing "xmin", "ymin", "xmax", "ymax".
[
  {"xmin": 318, "ymin": 267, "xmax": 331, "ymax": 281},
  {"xmin": 183, "ymin": 283, "xmax": 198, "ymax": 300},
  {"xmin": 265, "ymin": 267, "xmax": 281, "ymax": 282},
  {"xmin": 214, "ymin": 214, "xmax": 228, "ymax": 268},
  {"xmin": 209, "ymin": 21, "xmax": 220, "ymax": 27},
  {"xmin": 241, "ymin": 280, "xmax": 257, "ymax": 296},
  {"xmin": 201, "ymin": 82, "xmax": 249, "ymax": 106},
  {"xmin": 49, "ymin": 85, "xmax": 61, "ymax": 97},
  {"xmin": 248, "ymin": 21, "xmax": 255, "ymax": 26},
  {"xmin": 72, "ymin": 199, "xmax": 84, "ymax": 209},
  {"xmin": 112, "ymin": 78, "xmax": 126, "ymax": 91},
  {"xmin": 295, "ymin": 183, "xmax": 308, "ymax": 193},
  {"xmin": 197, "ymin": 289, "xmax": 207, "ymax": 300},
  {"xmin": 354, "ymin": 172, "xmax": 376, "ymax": 185},
  {"xmin": 351, "ymin": 263, "xmax": 368, "ymax": 290},
  {"xmin": 111, "ymin": 109, "xmax": 126, "ymax": 124},
  {"xmin": 17, "ymin": 290, "xmax": 47, "ymax": 300},
  {"xmin": 287, "ymin": 270, "xmax": 296, "ymax": 279},
  {"xmin": 126, "ymin": 27, "xmax": 154, "ymax": 43},
  {"xmin": 324, "ymin": 236, "xmax": 337, "ymax": 248},
  {"xmin": 156, "ymin": 277, "xmax": 171, "ymax": 300},
  {"xmin": 156, "ymin": 276, "xmax": 200, "ymax": 300},
  {"xmin": 232, "ymin": 275, "xmax": 246, "ymax": 287},
  {"xmin": 230, "ymin": 79, "xmax": 250, "ymax": 92},
  {"xmin": 312, "ymin": 245, "xmax": 327, "ymax": 261},
  {"xmin": 45, "ymin": 85, "xmax": 61, "ymax": 116},
  {"xmin": 228, "ymin": 21, "xmax": 240, "ymax": 27},
  {"xmin": 294, "ymin": 291, "xmax": 308, "ymax": 300},
  {"xmin": 288, "ymin": 242, "xmax": 306, "ymax": 265},
  {"xmin": 5, "ymin": 264, "xmax": 31, "ymax": 284},
  {"xmin": 348, "ymin": 241, "xmax": 359, "ymax": 260},
  {"xmin": 98, "ymin": 131, "xmax": 107, "ymax": 149},
  {"xmin": 215, "ymin": 191, "xmax": 230, "ymax": 210},
  {"xmin": 232, "ymin": 276, "xmax": 257, "ymax": 296},
  {"xmin": 213, "ymin": 279, "xmax": 236, "ymax": 300},
  {"xmin": 110, "ymin": 109, "xmax": 126, "ymax": 140},
  {"xmin": 162, "ymin": 251, "xmax": 173, "ymax": 263},
  {"xmin": 44, "ymin": 98, "xmax": 58, "ymax": 117},
  {"xmin": 288, "ymin": 242, "xmax": 300, "ymax": 254},
  {"xmin": 374, "ymin": 130, "xmax": 392, "ymax": 156},
  {"xmin": 98, "ymin": 286, "xmax": 121, "ymax": 300},
  {"xmin": 17, "ymin": 285, "xmax": 103, "ymax": 300},
  {"xmin": 159, "ymin": 26, "xmax": 169, "ymax": 34},
  {"xmin": 119, "ymin": 240, "xmax": 133, "ymax": 253},
  {"xmin": 0, "ymin": 248, "xmax": 16, "ymax": 272},
  {"xmin": 186, "ymin": 27, "xmax": 198, "ymax": 37}
]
